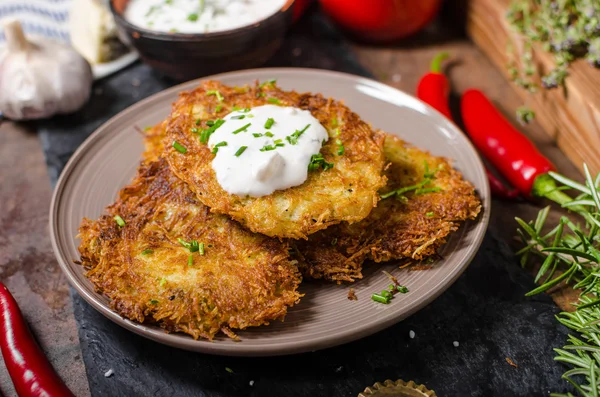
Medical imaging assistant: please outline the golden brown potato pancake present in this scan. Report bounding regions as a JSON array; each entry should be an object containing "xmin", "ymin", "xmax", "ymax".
[
  {"xmin": 294, "ymin": 135, "xmax": 481, "ymax": 283},
  {"xmin": 77, "ymin": 159, "xmax": 302, "ymax": 340},
  {"xmin": 164, "ymin": 81, "xmax": 386, "ymax": 239}
]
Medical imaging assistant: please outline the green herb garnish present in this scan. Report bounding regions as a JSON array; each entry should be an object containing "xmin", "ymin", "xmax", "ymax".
[
  {"xmin": 172, "ymin": 141, "xmax": 187, "ymax": 154},
  {"xmin": 188, "ymin": 254, "xmax": 193, "ymax": 266},
  {"xmin": 252, "ymin": 133, "xmax": 263, "ymax": 138},
  {"xmin": 265, "ymin": 132, "xmax": 274, "ymax": 138},
  {"xmin": 336, "ymin": 139, "xmax": 345, "ymax": 156},
  {"xmin": 159, "ymin": 278, "xmax": 166, "ymax": 286},
  {"xmin": 141, "ymin": 249, "xmax": 154, "ymax": 255},
  {"xmin": 308, "ymin": 154, "xmax": 333, "ymax": 172},
  {"xmin": 114, "ymin": 215, "xmax": 125, "ymax": 227},
  {"xmin": 187, "ymin": 13, "xmax": 199, "ymax": 21},
  {"xmin": 286, "ymin": 124, "xmax": 311, "ymax": 145},
  {"xmin": 267, "ymin": 98, "xmax": 281, "ymax": 105},
  {"xmin": 259, "ymin": 79, "xmax": 276, "ymax": 89},
  {"xmin": 381, "ymin": 179, "xmax": 431, "ymax": 200},
  {"xmin": 231, "ymin": 115, "xmax": 245, "ymax": 120},
  {"xmin": 215, "ymin": 104, "xmax": 223, "ymax": 113},
  {"xmin": 199, "ymin": 242, "xmax": 205, "ymax": 255},
  {"xmin": 371, "ymin": 293, "xmax": 390, "ymax": 304},
  {"xmin": 150, "ymin": 299, "xmax": 159, "ymax": 305},
  {"xmin": 231, "ymin": 123, "xmax": 251, "ymax": 135},
  {"xmin": 207, "ymin": 90, "xmax": 224, "ymax": 102},
  {"xmin": 211, "ymin": 141, "xmax": 227, "ymax": 154},
  {"xmin": 426, "ymin": 212, "xmax": 434, "ymax": 217},
  {"xmin": 264, "ymin": 118, "xmax": 275, "ymax": 129},
  {"xmin": 235, "ymin": 146, "xmax": 248, "ymax": 157},
  {"xmin": 415, "ymin": 187, "xmax": 442, "ymax": 195},
  {"xmin": 200, "ymin": 119, "xmax": 225, "ymax": 143}
]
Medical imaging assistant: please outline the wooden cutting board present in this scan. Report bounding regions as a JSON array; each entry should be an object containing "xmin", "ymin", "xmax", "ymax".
[{"xmin": 466, "ymin": 0, "xmax": 600, "ymax": 173}]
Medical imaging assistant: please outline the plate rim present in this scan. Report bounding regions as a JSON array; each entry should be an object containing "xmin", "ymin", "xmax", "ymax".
[{"xmin": 49, "ymin": 67, "xmax": 491, "ymax": 356}]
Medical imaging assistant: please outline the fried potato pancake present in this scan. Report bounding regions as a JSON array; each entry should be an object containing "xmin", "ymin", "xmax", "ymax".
[
  {"xmin": 164, "ymin": 81, "xmax": 386, "ymax": 239},
  {"xmin": 294, "ymin": 135, "xmax": 481, "ymax": 283},
  {"xmin": 77, "ymin": 159, "xmax": 302, "ymax": 340}
]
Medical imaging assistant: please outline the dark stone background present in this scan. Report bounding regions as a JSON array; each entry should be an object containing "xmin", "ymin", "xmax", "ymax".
[{"xmin": 39, "ymin": 11, "xmax": 572, "ymax": 397}]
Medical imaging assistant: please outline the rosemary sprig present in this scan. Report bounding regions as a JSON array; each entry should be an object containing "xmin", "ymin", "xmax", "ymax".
[{"xmin": 518, "ymin": 164, "xmax": 600, "ymax": 396}]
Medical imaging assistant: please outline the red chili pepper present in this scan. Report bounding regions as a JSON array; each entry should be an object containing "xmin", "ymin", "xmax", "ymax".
[
  {"xmin": 461, "ymin": 89, "xmax": 556, "ymax": 198},
  {"xmin": 0, "ymin": 283, "xmax": 75, "ymax": 397},
  {"xmin": 416, "ymin": 52, "xmax": 519, "ymax": 199},
  {"xmin": 416, "ymin": 52, "xmax": 452, "ymax": 119},
  {"xmin": 292, "ymin": 0, "xmax": 314, "ymax": 22}
]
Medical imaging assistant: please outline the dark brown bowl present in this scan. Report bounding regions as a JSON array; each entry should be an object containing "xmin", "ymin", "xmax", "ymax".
[{"xmin": 110, "ymin": 0, "xmax": 295, "ymax": 81}]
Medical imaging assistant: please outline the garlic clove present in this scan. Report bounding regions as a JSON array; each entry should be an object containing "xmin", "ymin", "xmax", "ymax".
[{"xmin": 0, "ymin": 19, "xmax": 93, "ymax": 120}]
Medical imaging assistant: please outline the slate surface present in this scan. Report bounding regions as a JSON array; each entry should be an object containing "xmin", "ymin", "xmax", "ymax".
[{"xmin": 39, "ymin": 11, "xmax": 572, "ymax": 397}]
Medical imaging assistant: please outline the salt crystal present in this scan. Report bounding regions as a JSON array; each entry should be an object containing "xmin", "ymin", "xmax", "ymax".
[
  {"xmin": 409, "ymin": 330, "xmax": 415, "ymax": 339},
  {"xmin": 249, "ymin": 380, "xmax": 255, "ymax": 386},
  {"xmin": 104, "ymin": 369, "xmax": 114, "ymax": 378},
  {"xmin": 453, "ymin": 341, "xmax": 459, "ymax": 347}
]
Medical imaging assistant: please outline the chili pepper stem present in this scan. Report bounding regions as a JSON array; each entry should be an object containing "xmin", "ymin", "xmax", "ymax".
[
  {"xmin": 430, "ymin": 52, "xmax": 449, "ymax": 73},
  {"xmin": 532, "ymin": 173, "xmax": 588, "ymax": 215}
]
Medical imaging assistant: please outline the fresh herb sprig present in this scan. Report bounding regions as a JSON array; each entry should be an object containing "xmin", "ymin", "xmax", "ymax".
[
  {"xmin": 517, "ymin": 164, "xmax": 600, "ymax": 396},
  {"xmin": 506, "ymin": 0, "xmax": 600, "ymax": 122}
]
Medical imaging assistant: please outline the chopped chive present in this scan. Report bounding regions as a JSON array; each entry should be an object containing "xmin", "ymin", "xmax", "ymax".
[
  {"xmin": 189, "ymin": 240, "xmax": 200, "ymax": 253},
  {"xmin": 415, "ymin": 187, "xmax": 442, "ymax": 195},
  {"xmin": 331, "ymin": 117, "xmax": 339, "ymax": 127},
  {"xmin": 178, "ymin": 238, "xmax": 191, "ymax": 249},
  {"xmin": 195, "ymin": 119, "xmax": 202, "ymax": 126},
  {"xmin": 199, "ymin": 242, "xmax": 205, "ymax": 255},
  {"xmin": 260, "ymin": 144, "xmax": 276, "ymax": 152},
  {"xmin": 267, "ymin": 98, "xmax": 281, "ymax": 105},
  {"xmin": 286, "ymin": 124, "xmax": 311, "ymax": 145},
  {"xmin": 426, "ymin": 212, "xmax": 434, "ymax": 217},
  {"xmin": 397, "ymin": 285, "xmax": 409, "ymax": 293},
  {"xmin": 336, "ymin": 139, "xmax": 345, "ymax": 155},
  {"xmin": 253, "ymin": 133, "xmax": 263, "ymax": 138},
  {"xmin": 191, "ymin": 127, "xmax": 199, "ymax": 133},
  {"xmin": 308, "ymin": 153, "xmax": 333, "ymax": 172},
  {"xmin": 141, "ymin": 249, "xmax": 154, "ymax": 255},
  {"xmin": 371, "ymin": 293, "xmax": 390, "ymax": 304},
  {"xmin": 265, "ymin": 131, "xmax": 274, "ymax": 137},
  {"xmin": 187, "ymin": 13, "xmax": 199, "ymax": 21},
  {"xmin": 143, "ymin": 126, "xmax": 153, "ymax": 131},
  {"xmin": 150, "ymin": 299, "xmax": 159, "ymax": 305},
  {"xmin": 235, "ymin": 146, "xmax": 248, "ymax": 157},
  {"xmin": 264, "ymin": 118, "xmax": 275, "ymax": 129},
  {"xmin": 225, "ymin": 367, "xmax": 234, "ymax": 374},
  {"xmin": 188, "ymin": 254, "xmax": 193, "ymax": 266},
  {"xmin": 256, "ymin": 92, "xmax": 266, "ymax": 98},
  {"xmin": 247, "ymin": 114, "xmax": 254, "ymax": 118},
  {"xmin": 114, "ymin": 215, "xmax": 126, "ymax": 227},
  {"xmin": 172, "ymin": 141, "xmax": 187, "ymax": 154},
  {"xmin": 259, "ymin": 79, "xmax": 277, "ymax": 88},
  {"xmin": 159, "ymin": 278, "xmax": 166, "ymax": 286},
  {"xmin": 231, "ymin": 123, "xmax": 251, "ymax": 135},
  {"xmin": 231, "ymin": 115, "xmax": 245, "ymax": 120},
  {"xmin": 200, "ymin": 119, "xmax": 225, "ymax": 143},
  {"xmin": 274, "ymin": 139, "xmax": 283, "ymax": 144},
  {"xmin": 207, "ymin": 90, "xmax": 224, "ymax": 102},
  {"xmin": 381, "ymin": 290, "xmax": 393, "ymax": 299},
  {"xmin": 212, "ymin": 141, "xmax": 227, "ymax": 154},
  {"xmin": 331, "ymin": 238, "xmax": 338, "ymax": 245},
  {"xmin": 232, "ymin": 107, "xmax": 251, "ymax": 113},
  {"xmin": 215, "ymin": 104, "xmax": 223, "ymax": 113}
]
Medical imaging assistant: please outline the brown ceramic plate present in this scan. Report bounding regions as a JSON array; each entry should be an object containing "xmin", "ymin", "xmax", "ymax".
[{"xmin": 49, "ymin": 68, "xmax": 490, "ymax": 356}]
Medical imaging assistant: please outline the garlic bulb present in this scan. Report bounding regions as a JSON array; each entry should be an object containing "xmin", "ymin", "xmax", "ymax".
[{"xmin": 0, "ymin": 19, "xmax": 93, "ymax": 120}]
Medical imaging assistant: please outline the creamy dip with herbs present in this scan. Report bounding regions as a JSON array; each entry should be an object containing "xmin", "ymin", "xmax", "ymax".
[
  {"xmin": 207, "ymin": 105, "xmax": 329, "ymax": 197},
  {"xmin": 124, "ymin": 0, "xmax": 287, "ymax": 34}
]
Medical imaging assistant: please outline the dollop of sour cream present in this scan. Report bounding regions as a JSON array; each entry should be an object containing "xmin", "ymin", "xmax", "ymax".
[
  {"xmin": 124, "ymin": 0, "xmax": 287, "ymax": 34},
  {"xmin": 208, "ymin": 105, "xmax": 329, "ymax": 197}
]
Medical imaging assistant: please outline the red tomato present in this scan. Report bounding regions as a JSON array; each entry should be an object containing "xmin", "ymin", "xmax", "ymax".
[{"xmin": 319, "ymin": 0, "xmax": 442, "ymax": 42}]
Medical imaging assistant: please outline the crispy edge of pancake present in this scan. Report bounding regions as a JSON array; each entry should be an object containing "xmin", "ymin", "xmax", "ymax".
[
  {"xmin": 294, "ymin": 134, "xmax": 482, "ymax": 283},
  {"xmin": 164, "ymin": 80, "xmax": 387, "ymax": 239},
  {"xmin": 77, "ymin": 158, "xmax": 302, "ymax": 340}
]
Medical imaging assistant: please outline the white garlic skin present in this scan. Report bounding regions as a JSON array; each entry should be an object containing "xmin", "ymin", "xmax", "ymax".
[{"xmin": 0, "ymin": 20, "xmax": 93, "ymax": 120}]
